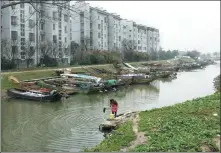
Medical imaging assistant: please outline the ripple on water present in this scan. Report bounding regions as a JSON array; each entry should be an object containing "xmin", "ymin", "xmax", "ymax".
[{"xmin": 2, "ymin": 106, "xmax": 105, "ymax": 152}]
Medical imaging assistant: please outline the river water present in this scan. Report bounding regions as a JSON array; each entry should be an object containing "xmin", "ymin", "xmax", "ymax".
[{"xmin": 1, "ymin": 62, "xmax": 220, "ymax": 152}]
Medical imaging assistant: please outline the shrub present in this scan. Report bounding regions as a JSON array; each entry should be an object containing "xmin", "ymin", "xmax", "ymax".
[{"xmin": 1, "ymin": 57, "xmax": 16, "ymax": 70}]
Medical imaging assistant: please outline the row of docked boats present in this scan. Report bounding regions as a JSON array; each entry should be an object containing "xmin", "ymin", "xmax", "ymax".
[{"xmin": 6, "ymin": 69, "xmax": 177, "ymax": 102}]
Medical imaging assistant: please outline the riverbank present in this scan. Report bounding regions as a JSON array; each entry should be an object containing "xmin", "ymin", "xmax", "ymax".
[{"xmin": 86, "ymin": 92, "xmax": 220, "ymax": 152}]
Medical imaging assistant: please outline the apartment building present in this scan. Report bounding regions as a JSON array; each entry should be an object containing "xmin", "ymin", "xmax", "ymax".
[
  {"xmin": 1, "ymin": 1, "xmax": 38, "ymax": 67},
  {"xmin": 70, "ymin": 1, "xmax": 160, "ymax": 53},
  {"xmin": 1, "ymin": 1, "xmax": 71, "ymax": 67},
  {"xmin": 70, "ymin": 1, "xmax": 109, "ymax": 51},
  {"xmin": 147, "ymin": 27, "xmax": 160, "ymax": 52},
  {"xmin": 38, "ymin": 1, "xmax": 71, "ymax": 64},
  {"xmin": 108, "ymin": 13, "xmax": 121, "ymax": 51}
]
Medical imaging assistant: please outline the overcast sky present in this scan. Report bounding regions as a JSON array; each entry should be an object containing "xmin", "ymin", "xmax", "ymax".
[{"xmin": 71, "ymin": 1, "xmax": 220, "ymax": 53}]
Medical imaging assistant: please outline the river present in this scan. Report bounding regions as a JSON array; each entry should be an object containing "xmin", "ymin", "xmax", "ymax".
[{"xmin": 1, "ymin": 62, "xmax": 220, "ymax": 152}]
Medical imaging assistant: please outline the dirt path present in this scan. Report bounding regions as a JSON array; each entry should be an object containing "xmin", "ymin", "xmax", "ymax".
[
  {"xmin": 121, "ymin": 113, "xmax": 147, "ymax": 152},
  {"xmin": 1, "ymin": 64, "xmax": 110, "ymax": 75}
]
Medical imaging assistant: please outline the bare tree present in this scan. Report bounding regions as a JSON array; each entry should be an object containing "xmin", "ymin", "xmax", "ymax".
[
  {"xmin": 1, "ymin": 39, "xmax": 19, "ymax": 64},
  {"xmin": 23, "ymin": 41, "xmax": 36, "ymax": 68},
  {"xmin": 80, "ymin": 36, "xmax": 90, "ymax": 51},
  {"xmin": 121, "ymin": 39, "xmax": 137, "ymax": 61},
  {"xmin": 39, "ymin": 40, "xmax": 53, "ymax": 58}
]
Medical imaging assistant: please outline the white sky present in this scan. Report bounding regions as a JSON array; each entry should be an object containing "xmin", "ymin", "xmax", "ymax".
[{"xmin": 71, "ymin": 1, "xmax": 220, "ymax": 53}]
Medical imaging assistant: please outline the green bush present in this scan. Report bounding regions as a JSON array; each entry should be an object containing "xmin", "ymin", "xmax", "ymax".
[
  {"xmin": 40, "ymin": 55, "xmax": 58, "ymax": 67},
  {"xmin": 1, "ymin": 57, "xmax": 16, "ymax": 70}
]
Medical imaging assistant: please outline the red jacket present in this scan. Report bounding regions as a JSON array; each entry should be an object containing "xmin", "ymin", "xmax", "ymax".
[{"xmin": 111, "ymin": 103, "xmax": 118, "ymax": 112}]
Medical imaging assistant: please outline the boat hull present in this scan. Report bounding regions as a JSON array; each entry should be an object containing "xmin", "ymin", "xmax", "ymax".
[{"xmin": 7, "ymin": 88, "xmax": 62, "ymax": 102}]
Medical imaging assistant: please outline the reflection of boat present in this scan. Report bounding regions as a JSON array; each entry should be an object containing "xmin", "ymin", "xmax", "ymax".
[{"xmin": 7, "ymin": 88, "xmax": 62, "ymax": 102}]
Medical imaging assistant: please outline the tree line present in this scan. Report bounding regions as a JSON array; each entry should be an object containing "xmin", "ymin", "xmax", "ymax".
[{"xmin": 2, "ymin": 38, "xmax": 205, "ymax": 70}]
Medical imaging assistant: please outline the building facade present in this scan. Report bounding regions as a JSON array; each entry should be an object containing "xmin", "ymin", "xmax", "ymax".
[
  {"xmin": 1, "ymin": 1, "xmax": 38, "ymax": 67},
  {"xmin": 70, "ymin": 1, "xmax": 160, "ymax": 53},
  {"xmin": 1, "ymin": 1, "xmax": 160, "ymax": 68},
  {"xmin": 1, "ymin": 1, "xmax": 71, "ymax": 67}
]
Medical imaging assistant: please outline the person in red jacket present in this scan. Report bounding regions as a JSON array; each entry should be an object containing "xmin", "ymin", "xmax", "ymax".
[{"xmin": 110, "ymin": 99, "xmax": 118, "ymax": 118}]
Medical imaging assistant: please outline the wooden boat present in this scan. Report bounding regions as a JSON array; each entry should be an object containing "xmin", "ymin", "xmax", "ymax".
[{"xmin": 7, "ymin": 88, "xmax": 62, "ymax": 102}]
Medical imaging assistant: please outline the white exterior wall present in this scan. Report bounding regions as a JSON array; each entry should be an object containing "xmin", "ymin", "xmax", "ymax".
[
  {"xmin": 42, "ymin": 1, "xmax": 70, "ymax": 62},
  {"xmin": 1, "ymin": 1, "xmax": 71, "ymax": 66},
  {"xmin": 90, "ymin": 8, "xmax": 108, "ymax": 51},
  {"xmin": 70, "ymin": 1, "xmax": 160, "ymax": 53},
  {"xmin": 1, "ymin": 2, "xmax": 37, "ymax": 65},
  {"xmin": 108, "ymin": 14, "xmax": 121, "ymax": 51},
  {"xmin": 70, "ymin": 1, "xmax": 90, "ymax": 45}
]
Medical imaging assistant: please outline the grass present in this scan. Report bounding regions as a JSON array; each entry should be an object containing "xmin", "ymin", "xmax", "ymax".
[
  {"xmin": 87, "ymin": 92, "xmax": 220, "ymax": 152},
  {"xmin": 134, "ymin": 92, "xmax": 220, "ymax": 152},
  {"xmin": 1, "ymin": 64, "xmax": 117, "ymax": 90},
  {"xmin": 1, "ymin": 71, "xmax": 56, "ymax": 90},
  {"xmin": 84, "ymin": 121, "xmax": 136, "ymax": 152}
]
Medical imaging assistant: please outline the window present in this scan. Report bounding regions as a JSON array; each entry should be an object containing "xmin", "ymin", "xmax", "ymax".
[
  {"xmin": 53, "ymin": 12, "xmax": 57, "ymax": 20},
  {"xmin": 105, "ymin": 42, "xmax": 107, "ymax": 47},
  {"xmin": 98, "ymin": 24, "xmax": 100, "ymax": 29},
  {"xmin": 20, "ymin": 3, "xmax": 24, "ymax": 8},
  {"xmin": 29, "ymin": 33, "xmax": 35, "ymax": 42},
  {"xmin": 29, "ymin": 19, "xmax": 34, "ymax": 28},
  {"xmin": 138, "ymin": 40, "xmax": 140, "ymax": 44},
  {"xmin": 129, "ymin": 30, "xmax": 132, "ymax": 32},
  {"xmin": 98, "ymin": 32, "xmax": 100, "ymax": 38},
  {"xmin": 11, "ymin": 31, "xmax": 18, "ymax": 40},
  {"xmin": 64, "ymin": 14, "xmax": 68, "ymax": 22},
  {"xmin": 11, "ymin": 16, "xmax": 17, "ymax": 25},
  {"xmin": 20, "ymin": 51, "xmax": 26, "ymax": 60},
  {"xmin": 53, "ymin": 35, "xmax": 57, "ymax": 43},
  {"xmin": 20, "ymin": 24, "xmax": 25, "ymax": 36},
  {"xmin": 129, "ymin": 35, "xmax": 131, "ymax": 38},
  {"xmin": 40, "ymin": 23, "xmax": 44, "ymax": 30},
  {"xmin": 119, "ymin": 36, "xmax": 121, "ymax": 41},
  {"xmin": 12, "ymin": 46, "xmax": 18, "ymax": 56},
  {"xmin": 11, "ymin": 5, "xmax": 16, "ymax": 9},
  {"xmin": 59, "ymin": 22, "xmax": 61, "ymax": 28},
  {"xmin": 53, "ymin": 24, "xmax": 55, "ymax": 30},
  {"xmin": 21, "ymin": 46, "xmax": 25, "ymax": 51},
  {"xmin": 65, "ymin": 37, "xmax": 67, "ymax": 43},
  {"xmin": 65, "ymin": 26, "xmax": 67, "ymax": 33},
  {"xmin": 21, "ymin": 38, "xmax": 25, "ymax": 46},
  {"xmin": 104, "ymin": 17, "xmax": 107, "ymax": 23},
  {"xmin": 29, "ymin": 6, "xmax": 33, "ymax": 14},
  {"xmin": 41, "ymin": 34, "xmax": 45, "ymax": 41},
  {"xmin": 59, "ymin": 41, "xmax": 62, "ymax": 48},
  {"xmin": 40, "ymin": 10, "xmax": 44, "ymax": 18},
  {"xmin": 98, "ymin": 16, "xmax": 100, "ymax": 20}
]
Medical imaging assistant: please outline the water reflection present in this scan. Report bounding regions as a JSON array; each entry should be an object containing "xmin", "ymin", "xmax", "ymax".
[{"xmin": 1, "ymin": 62, "xmax": 220, "ymax": 152}]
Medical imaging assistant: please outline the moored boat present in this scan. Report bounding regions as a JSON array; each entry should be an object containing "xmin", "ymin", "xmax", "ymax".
[{"xmin": 7, "ymin": 88, "xmax": 62, "ymax": 102}]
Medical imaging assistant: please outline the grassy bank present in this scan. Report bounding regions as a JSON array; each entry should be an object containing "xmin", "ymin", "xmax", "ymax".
[
  {"xmin": 87, "ymin": 92, "xmax": 220, "ymax": 152},
  {"xmin": 85, "ymin": 121, "xmax": 136, "ymax": 152},
  {"xmin": 1, "ymin": 64, "xmax": 117, "ymax": 90}
]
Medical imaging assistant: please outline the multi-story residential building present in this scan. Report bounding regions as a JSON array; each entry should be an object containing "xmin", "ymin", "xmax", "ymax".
[
  {"xmin": 70, "ymin": 1, "xmax": 109, "ymax": 51},
  {"xmin": 38, "ymin": 0, "xmax": 71, "ymax": 64},
  {"xmin": 1, "ymin": 1, "xmax": 71, "ymax": 67},
  {"xmin": 1, "ymin": 1, "xmax": 38, "ymax": 67},
  {"xmin": 147, "ymin": 27, "xmax": 160, "ymax": 52},
  {"xmin": 70, "ymin": 1, "xmax": 160, "ymax": 53},
  {"xmin": 108, "ymin": 13, "xmax": 122, "ymax": 51}
]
